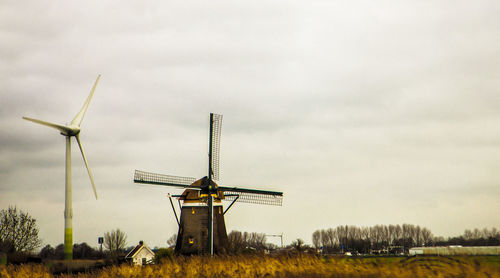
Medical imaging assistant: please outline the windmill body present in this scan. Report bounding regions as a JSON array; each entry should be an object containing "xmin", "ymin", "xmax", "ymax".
[
  {"xmin": 23, "ymin": 75, "xmax": 100, "ymax": 260},
  {"xmin": 134, "ymin": 113, "xmax": 283, "ymax": 255},
  {"xmin": 174, "ymin": 186, "xmax": 229, "ymax": 254}
]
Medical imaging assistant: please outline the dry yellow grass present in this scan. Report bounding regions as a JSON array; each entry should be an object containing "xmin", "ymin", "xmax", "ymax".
[{"xmin": 1, "ymin": 255, "xmax": 500, "ymax": 277}]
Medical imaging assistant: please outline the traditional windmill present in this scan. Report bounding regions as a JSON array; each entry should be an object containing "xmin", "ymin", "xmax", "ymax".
[{"xmin": 134, "ymin": 113, "xmax": 283, "ymax": 255}]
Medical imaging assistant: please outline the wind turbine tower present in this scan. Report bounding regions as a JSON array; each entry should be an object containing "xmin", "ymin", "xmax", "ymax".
[{"xmin": 23, "ymin": 75, "xmax": 101, "ymax": 260}]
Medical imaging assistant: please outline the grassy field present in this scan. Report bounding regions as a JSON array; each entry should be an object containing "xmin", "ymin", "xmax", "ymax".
[{"xmin": 1, "ymin": 255, "xmax": 500, "ymax": 277}]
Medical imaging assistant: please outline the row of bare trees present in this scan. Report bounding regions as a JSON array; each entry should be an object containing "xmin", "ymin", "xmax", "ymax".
[
  {"xmin": 312, "ymin": 224, "xmax": 433, "ymax": 253},
  {"xmin": 1, "ymin": 206, "xmax": 129, "ymax": 261},
  {"xmin": 38, "ymin": 228, "xmax": 128, "ymax": 259},
  {"xmin": 462, "ymin": 228, "xmax": 499, "ymax": 241},
  {"xmin": 434, "ymin": 227, "xmax": 500, "ymax": 247},
  {"xmin": 227, "ymin": 231, "xmax": 267, "ymax": 253}
]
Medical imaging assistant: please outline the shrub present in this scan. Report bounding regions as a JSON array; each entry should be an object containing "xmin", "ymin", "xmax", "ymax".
[{"xmin": 153, "ymin": 248, "xmax": 174, "ymax": 264}]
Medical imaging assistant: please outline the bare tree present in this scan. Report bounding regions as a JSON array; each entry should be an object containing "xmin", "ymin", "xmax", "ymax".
[
  {"xmin": 360, "ymin": 227, "xmax": 370, "ymax": 243},
  {"xmin": 415, "ymin": 225, "xmax": 422, "ymax": 246},
  {"xmin": 463, "ymin": 229, "xmax": 473, "ymax": 240},
  {"xmin": 312, "ymin": 230, "xmax": 321, "ymax": 249},
  {"xmin": 421, "ymin": 227, "xmax": 433, "ymax": 246},
  {"xmin": 0, "ymin": 206, "xmax": 41, "ymax": 253},
  {"xmin": 394, "ymin": 225, "xmax": 402, "ymax": 243},
  {"xmin": 104, "ymin": 228, "xmax": 127, "ymax": 252},
  {"xmin": 472, "ymin": 228, "xmax": 481, "ymax": 239},
  {"xmin": 321, "ymin": 228, "xmax": 336, "ymax": 249},
  {"xmin": 489, "ymin": 228, "xmax": 498, "ymax": 239},
  {"xmin": 244, "ymin": 232, "xmax": 267, "ymax": 250},
  {"xmin": 228, "ymin": 230, "xmax": 245, "ymax": 252},
  {"xmin": 320, "ymin": 229, "xmax": 329, "ymax": 249},
  {"xmin": 291, "ymin": 238, "xmax": 305, "ymax": 251},
  {"xmin": 482, "ymin": 228, "xmax": 492, "ymax": 239},
  {"xmin": 369, "ymin": 226, "xmax": 382, "ymax": 248},
  {"xmin": 388, "ymin": 225, "xmax": 396, "ymax": 245},
  {"xmin": 381, "ymin": 225, "xmax": 389, "ymax": 245},
  {"xmin": 166, "ymin": 234, "xmax": 177, "ymax": 247},
  {"xmin": 337, "ymin": 226, "xmax": 348, "ymax": 249}
]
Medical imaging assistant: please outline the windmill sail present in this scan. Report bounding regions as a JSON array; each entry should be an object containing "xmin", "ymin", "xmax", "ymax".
[
  {"xmin": 210, "ymin": 114, "xmax": 222, "ymax": 181},
  {"xmin": 134, "ymin": 170, "xmax": 196, "ymax": 188},
  {"xmin": 219, "ymin": 186, "xmax": 283, "ymax": 206}
]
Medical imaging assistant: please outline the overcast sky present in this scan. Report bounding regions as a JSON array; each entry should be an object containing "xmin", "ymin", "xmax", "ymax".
[{"xmin": 1, "ymin": 0, "xmax": 499, "ymax": 249}]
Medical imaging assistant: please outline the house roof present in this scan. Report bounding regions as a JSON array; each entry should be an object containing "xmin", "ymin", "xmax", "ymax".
[{"xmin": 125, "ymin": 242, "xmax": 154, "ymax": 258}]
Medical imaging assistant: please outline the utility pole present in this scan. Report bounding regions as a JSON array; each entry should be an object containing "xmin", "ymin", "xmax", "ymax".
[{"xmin": 207, "ymin": 113, "xmax": 214, "ymax": 256}]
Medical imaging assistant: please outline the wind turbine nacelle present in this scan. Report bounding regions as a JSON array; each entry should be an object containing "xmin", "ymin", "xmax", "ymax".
[{"xmin": 60, "ymin": 125, "xmax": 81, "ymax": 136}]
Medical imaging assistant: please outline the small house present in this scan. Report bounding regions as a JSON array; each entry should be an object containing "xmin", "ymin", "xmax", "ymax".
[{"xmin": 125, "ymin": 241, "xmax": 155, "ymax": 265}]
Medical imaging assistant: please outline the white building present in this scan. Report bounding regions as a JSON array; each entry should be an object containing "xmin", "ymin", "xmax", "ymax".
[
  {"xmin": 409, "ymin": 246, "xmax": 500, "ymax": 256},
  {"xmin": 125, "ymin": 241, "xmax": 155, "ymax": 265}
]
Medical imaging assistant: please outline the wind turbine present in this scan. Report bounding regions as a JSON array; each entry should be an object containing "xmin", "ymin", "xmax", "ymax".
[{"xmin": 23, "ymin": 75, "xmax": 100, "ymax": 260}]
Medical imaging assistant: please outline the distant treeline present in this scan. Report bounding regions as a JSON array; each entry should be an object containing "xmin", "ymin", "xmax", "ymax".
[
  {"xmin": 39, "ymin": 243, "xmax": 105, "ymax": 260},
  {"xmin": 227, "ymin": 231, "xmax": 267, "ymax": 253},
  {"xmin": 312, "ymin": 225, "xmax": 500, "ymax": 254},
  {"xmin": 434, "ymin": 228, "xmax": 500, "ymax": 247},
  {"xmin": 312, "ymin": 224, "xmax": 432, "ymax": 254}
]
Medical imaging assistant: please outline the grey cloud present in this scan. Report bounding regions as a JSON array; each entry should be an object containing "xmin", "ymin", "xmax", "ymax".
[{"xmin": 1, "ymin": 0, "xmax": 500, "ymax": 247}]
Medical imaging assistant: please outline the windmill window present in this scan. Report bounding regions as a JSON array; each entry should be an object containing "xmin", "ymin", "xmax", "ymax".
[{"xmin": 188, "ymin": 237, "xmax": 194, "ymax": 245}]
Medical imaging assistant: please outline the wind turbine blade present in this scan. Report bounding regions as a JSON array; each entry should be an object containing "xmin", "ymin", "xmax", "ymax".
[
  {"xmin": 71, "ymin": 75, "xmax": 100, "ymax": 127},
  {"xmin": 75, "ymin": 135, "xmax": 98, "ymax": 199},
  {"xmin": 23, "ymin": 117, "xmax": 72, "ymax": 134}
]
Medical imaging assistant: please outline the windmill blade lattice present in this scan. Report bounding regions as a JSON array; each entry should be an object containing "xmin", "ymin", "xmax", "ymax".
[
  {"xmin": 220, "ymin": 186, "xmax": 283, "ymax": 206},
  {"xmin": 210, "ymin": 114, "xmax": 222, "ymax": 180},
  {"xmin": 134, "ymin": 170, "xmax": 196, "ymax": 188}
]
